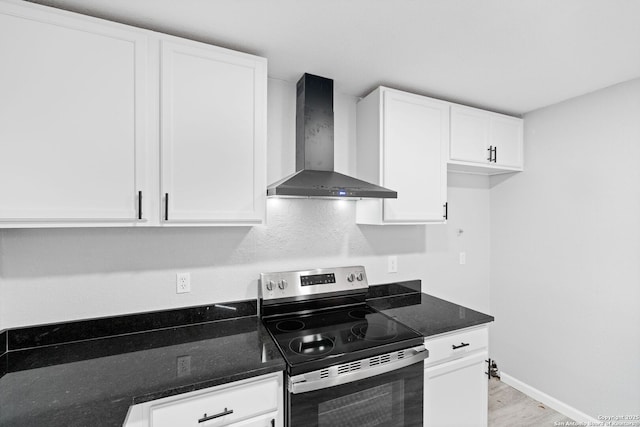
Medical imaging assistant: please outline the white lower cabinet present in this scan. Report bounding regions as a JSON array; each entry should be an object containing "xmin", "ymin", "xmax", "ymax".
[
  {"xmin": 423, "ymin": 326, "xmax": 489, "ymax": 427},
  {"xmin": 124, "ymin": 372, "xmax": 283, "ymax": 427}
]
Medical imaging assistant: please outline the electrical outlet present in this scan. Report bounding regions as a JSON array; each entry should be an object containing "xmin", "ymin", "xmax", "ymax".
[
  {"xmin": 177, "ymin": 355, "xmax": 191, "ymax": 377},
  {"xmin": 387, "ymin": 256, "xmax": 398, "ymax": 273},
  {"xmin": 176, "ymin": 273, "xmax": 191, "ymax": 294}
]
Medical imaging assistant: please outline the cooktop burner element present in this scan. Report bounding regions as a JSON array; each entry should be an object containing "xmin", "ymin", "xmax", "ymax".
[
  {"xmin": 259, "ymin": 266, "xmax": 424, "ymax": 376},
  {"xmin": 351, "ymin": 322, "xmax": 399, "ymax": 342},
  {"xmin": 289, "ymin": 334, "xmax": 335, "ymax": 356},
  {"xmin": 348, "ymin": 308, "xmax": 369, "ymax": 319},
  {"xmin": 276, "ymin": 319, "xmax": 306, "ymax": 332}
]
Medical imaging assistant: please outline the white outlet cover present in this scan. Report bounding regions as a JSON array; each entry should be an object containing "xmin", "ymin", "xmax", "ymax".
[
  {"xmin": 176, "ymin": 273, "xmax": 191, "ymax": 293},
  {"xmin": 387, "ymin": 256, "xmax": 398, "ymax": 273}
]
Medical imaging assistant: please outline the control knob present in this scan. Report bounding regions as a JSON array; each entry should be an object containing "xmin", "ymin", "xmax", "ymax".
[
  {"xmin": 266, "ymin": 280, "xmax": 275, "ymax": 291},
  {"xmin": 278, "ymin": 279, "xmax": 288, "ymax": 290},
  {"xmin": 356, "ymin": 272, "xmax": 364, "ymax": 281},
  {"xmin": 347, "ymin": 273, "xmax": 355, "ymax": 282}
]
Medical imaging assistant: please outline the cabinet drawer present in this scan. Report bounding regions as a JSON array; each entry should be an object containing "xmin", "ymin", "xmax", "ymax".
[
  {"xmin": 150, "ymin": 375, "xmax": 279, "ymax": 427},
  {"xmin": 424, "ymin": 326, "xmax": 488, "ymax": 367}
]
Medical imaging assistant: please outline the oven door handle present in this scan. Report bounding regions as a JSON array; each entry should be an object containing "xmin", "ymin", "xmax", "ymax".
[{"xmin": 289, "ymin": 345, "xmax": 428, "ymax": 394}]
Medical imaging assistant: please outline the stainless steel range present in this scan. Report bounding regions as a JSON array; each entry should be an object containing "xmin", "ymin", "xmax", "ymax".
[{"xmin": 259, "ymin": 266, "xmax": 427, "ymax": 426}]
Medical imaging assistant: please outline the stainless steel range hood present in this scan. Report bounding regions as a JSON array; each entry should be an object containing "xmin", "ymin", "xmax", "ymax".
[{"xmin": 266, "ymin": 73, "xmax": 397, "ymax": 199}]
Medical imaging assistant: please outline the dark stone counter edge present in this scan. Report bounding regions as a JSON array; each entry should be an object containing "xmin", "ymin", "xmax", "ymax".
[
  {"xmin": 1, "ymin": 331, "xmax": 6, "ymax": 379},
  {"xmin": 1, "ymin": 280, "xmax": 492, "ymax": 409},
  {"xmin": 3, "ymin": 299, "xmax": 257, "ymax": 351},
  {"xmin": 132, "ymin": 363, "xmax": 286, "ymax": 405},
  {"xmin": 0, "ymin": 300, "xmax": 264, "ymax": 384},
  {"xmin": 420, "ymin": 317, "xmax": 495, "ymax": 338},
  {"xmin": 366, "ymin": 280, "xmax": 494, "ymax": 337},
  {"xmin": 1, "ymin": 310, "xmax": 286, "ymax": 424},
  {"xmin": 366, "ymin": 279, "xmax": 422, "ymax": 299}
]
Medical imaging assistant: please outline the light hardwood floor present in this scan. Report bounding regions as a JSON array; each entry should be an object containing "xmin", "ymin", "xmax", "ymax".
[{"xmin": 489, "ymin": 377, "xmax": 575, "ymax": 426}]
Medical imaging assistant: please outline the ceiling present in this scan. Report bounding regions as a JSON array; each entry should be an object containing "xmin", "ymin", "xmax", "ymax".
[{"xmin": 28, "ymin": 0, "xmax": 640, "ymax": 116}]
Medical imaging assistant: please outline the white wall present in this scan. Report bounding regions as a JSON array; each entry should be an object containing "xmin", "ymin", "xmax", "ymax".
[
  {"xmin": 0, "ymin": 78, "xmax": 491, "ymax": 330},
  {"xmin": 490, "ymin": 78, "xmax": 640, "ymax": 418}
]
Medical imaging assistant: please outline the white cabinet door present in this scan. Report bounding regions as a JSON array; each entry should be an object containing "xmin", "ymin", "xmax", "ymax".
[
  {"xmin": 491, "ymin": 114, "xmax": 523, "ymax": 168},
  {"xmin": 449, "ymin": 107, "xmax": 492, "ymax": 164},
  {"xmin": 160, "ymin": 40, "xmax": 266, "ymax": 225},
  {"xmin": 123, "ymin": 372, "xmax": 283, "ymax": 427},
  {"xmin": 356, "ymin": 87, "xmax": 448, "ymax": 224},
  {"xmin": 424, "ymin": 351, "xmax": 489, "ymax": 427},
  {"xmin": 150, "ymin": 373, "xmax": 279, "ymax": 427},
  {"xmin": 0, "ymin": 2, "xmax": 148, "ymax": 226},
  {"xmin": 1, "ymin": 1, "xmax": 267, "ymax": 228},
  {"xmin": 449, "ymin": 104, "xmax": 523, "ymax": 174},
  {"xmin": 382, "ymin": 89, "xmax": 449, "ymax": 223},
  {"xmin": 229, "ymin": 412, "xmax": 278, "ymax": 427}
]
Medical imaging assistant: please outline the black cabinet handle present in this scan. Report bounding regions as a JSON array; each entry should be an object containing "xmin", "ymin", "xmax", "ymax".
[
  {"xmin": 137, "ymin": 191, "xmax": 142, "ymax": 220},
  {"xmin": 164, "ymin": 193, "xmax": 169, "ymax": 221},
  {"xmin": 198, "ymin": 408, "xmax": 233, "ymax": 423},
  {"xmin": 271, "ymin": 419, "xmax": 275, "ymax": 427},
  {"xmin": 487, "ymin": 145, "xmax": 493, "ymax": 162},
  {"xmin": 493, "ymin": 146, "xmax": 497, "ymax": 163},
  {"xmin": 443, "ymin": 202, "xmax": 448, "ymax": 220},
  {"xmin": 452, "ymin": 342, "xmax": 470, "ymax": 350}
]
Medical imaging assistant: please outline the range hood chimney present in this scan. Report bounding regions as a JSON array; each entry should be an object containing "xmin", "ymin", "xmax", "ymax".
[{"xmin": 266, "ymin": 73, "xmax": 397, "ymax": 199}]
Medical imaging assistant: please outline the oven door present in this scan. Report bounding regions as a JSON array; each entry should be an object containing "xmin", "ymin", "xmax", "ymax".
[{"xmin": 288, "ymin": 358, "xmax": 424, "ymax": 426}]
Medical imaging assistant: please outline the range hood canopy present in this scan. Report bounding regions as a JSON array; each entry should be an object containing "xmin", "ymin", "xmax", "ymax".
[{"xmin": 266, "ymin": 73, "xmax": 397, "ymax": 199}]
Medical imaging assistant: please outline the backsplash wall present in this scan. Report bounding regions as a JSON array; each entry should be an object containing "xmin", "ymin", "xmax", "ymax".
[{"xmin": 0, "ymin": 79, "xmax": 491, "ymax": 329}]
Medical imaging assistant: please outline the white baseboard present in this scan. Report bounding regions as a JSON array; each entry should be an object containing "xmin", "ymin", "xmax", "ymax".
[{"xmin": 500, "ymin": 372, "xmax": 599, "ymax": 424}]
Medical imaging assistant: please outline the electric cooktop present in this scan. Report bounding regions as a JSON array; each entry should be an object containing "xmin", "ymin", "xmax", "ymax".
[{"xmin": 263, "ymin": 304, "xmax": 423, "ymax": 375}]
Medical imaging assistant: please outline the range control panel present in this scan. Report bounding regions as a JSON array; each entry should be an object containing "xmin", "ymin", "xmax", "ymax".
[{"xmin": 260, "ymin": 266, "xmax": 368, "ymax": 301}]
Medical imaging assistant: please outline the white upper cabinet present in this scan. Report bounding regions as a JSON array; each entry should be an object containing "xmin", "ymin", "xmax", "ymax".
[
  {"xmin": 449, "ymin": 104, "xmax": 523, "ymax": 174},
  {"xmin": 160, "ymin": 40, "xmax": 266, "ymax": 225},
  {"xmin": 0, "ymin": 1, "xmax": 148, "ymax": 226},
  {"xmin": 356, "ymin": 87, "xmax": 449, "ymax": 225},
  {"xmin": 0, "ymin": 0, "xmax": 266, "ymax": 227}
]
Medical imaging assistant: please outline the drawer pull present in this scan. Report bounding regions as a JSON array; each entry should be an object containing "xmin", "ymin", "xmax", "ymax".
[
  {"xmin": 452, "ymin": 342, "xmax": 470, "ymax": 350},
  {"xmin": 198, "ymin": 408, "xmax": 233, "ymax": 423}
]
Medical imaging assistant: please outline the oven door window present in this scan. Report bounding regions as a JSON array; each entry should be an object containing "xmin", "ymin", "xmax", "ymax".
[{"xmin": 289, "ymin": 362, "xmax": 423, "ymax": 427}]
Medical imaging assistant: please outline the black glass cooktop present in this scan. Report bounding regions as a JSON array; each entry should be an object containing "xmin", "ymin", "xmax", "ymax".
[{"xmin": 263, "ymin": 305, "xmax": 424, "ymax": 375}]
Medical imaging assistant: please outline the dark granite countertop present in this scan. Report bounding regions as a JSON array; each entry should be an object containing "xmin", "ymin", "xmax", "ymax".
[
  {"xmin": 367, "ymin": 280, "xmax": 495, "ymax": 337},
  {"xmin": 0, "ymin": 282, "xmax": 492, "ymax": 427},
  {"xmin": 0, "ymin": 302, "xmax": 285, "ymax": 427}
]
